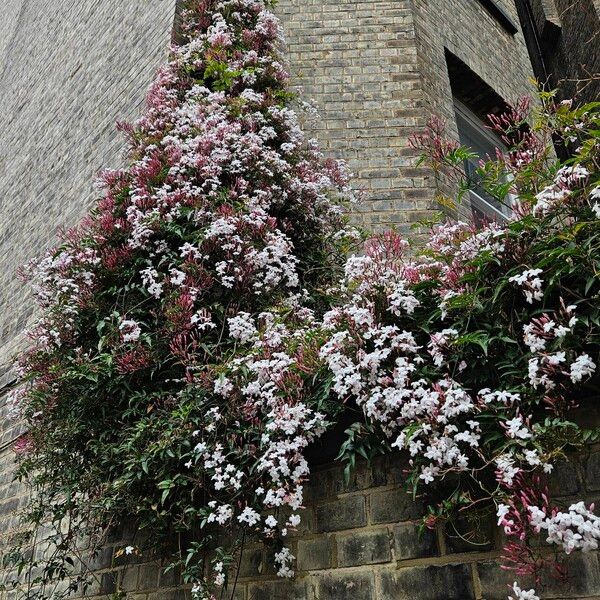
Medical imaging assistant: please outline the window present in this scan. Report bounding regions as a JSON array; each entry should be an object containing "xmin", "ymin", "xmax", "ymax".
[{"xmin": 454, "ymin": 100, "xmax": 511, "ymax": 224}]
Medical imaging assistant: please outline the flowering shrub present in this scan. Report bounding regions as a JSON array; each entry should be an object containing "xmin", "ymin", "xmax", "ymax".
[
  {"xmin": 321, "ymin": 95, "xmax": 600, "ymax": 597},
  {"xmin": 5, "ymin": 1, "xmax": 355, "ymax": 598},
  {"xmin": 5, "ymin": 1, "xmax": 600, "ymax": 598}
]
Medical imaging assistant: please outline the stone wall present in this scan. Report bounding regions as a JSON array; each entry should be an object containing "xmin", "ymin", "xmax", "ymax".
[{"xmin": 227, "ymin": 452, "xmax": 600, "ymax": 600}]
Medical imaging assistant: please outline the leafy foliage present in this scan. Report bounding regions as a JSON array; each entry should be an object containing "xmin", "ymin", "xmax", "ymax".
[
  {"xmin": 4, "ymin": 1, "xmax": 355, "ymax": 597},
  {"xmin": 322, "ymin": 94, "xmax": 600, "ymax": 595}
]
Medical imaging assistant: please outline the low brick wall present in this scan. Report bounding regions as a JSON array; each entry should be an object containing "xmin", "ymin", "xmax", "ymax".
[{"xmin": 2, "ymin": 392, "xmax": 599, "ymax": 600}]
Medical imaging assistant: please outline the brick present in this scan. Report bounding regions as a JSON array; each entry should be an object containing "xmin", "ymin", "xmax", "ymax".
[
  {"xmin": 238, "ymin": 547, "xmax": 264, "ymax": 578},
  {"xmin": 158, "ymin": 565, "xmax": 181, "ymax": 588},
  {"xmin": 337, "ymin": 529, "xmax": 392, "ymax": 567},
  {"xmin": 119, "ymin": 566, "xmax": 139, "ymax": 592},
  {"xmin": 86, "ymin": 546, "xmax": 114, "ymax": 571},
  {"xmin": 315, "ymin": 495, "xmax": 367, "ymax": 532},
  {"xmin": 316, "ymin": 572, "xmax": 374, "ymax": 600},
  {"xmin": 445, "ymin": 514, "xmax": 495, "ymax": 554},
  {"xmin": 370, "ymin": 488, "xmax": 424, "ymax": 524},
  {"xmin": 138, "ymin": 562, "xmax": 161, "ymax": 591},
  {"xmin": 546, "ymin": 459, "xmax": 580, "ymax": 496},
  {"xmin": 297, "ymin": 536, "xmax": 332, "ymax": 571},
  {"xmin": 100, "ymin": 572, "xmax": 117, "ymax": 595},
  {"xmin": 478, "ymin": 553, "xmax": 600, "ymax": 599},
  {"xmin": 147, "ymin": 591, "xmax": 188, "ymax": 600},
  {"xmin": 585, "ymin": 452, "xmax": 600, "ymax": 492},
  {"xmin": 248, "ymin": 579, "xmax": 310, "ymax": 600},
  {"xmin": 379, "ymin": 564, "xmax": 475, "ymax": 600},
  {"xmin": 393, "ymin": 522, "xmax": 439, "ymax": 560},
  {"xmin": 214, "ymin": 588, "xmax": 245, "ymax": 600},
  {"xmin": 477, "ymin": 561, "xmax": 534, "ymax": 600}
]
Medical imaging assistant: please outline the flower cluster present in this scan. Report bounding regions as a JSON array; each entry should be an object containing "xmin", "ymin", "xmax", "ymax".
[
  {"xmin": 321, "ymin": 95, "xmax": 600, "ymax": 596},
  {"xmin": 529, "ymin": 501, "xmax": 600, "ymax": 554}
]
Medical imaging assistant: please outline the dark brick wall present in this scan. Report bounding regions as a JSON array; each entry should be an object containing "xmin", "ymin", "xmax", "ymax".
[
  {"xmin": 1, "ymin": 402, "xmax": 600, "ymax": 600},
  {"xmin": 518, "ymin": 0, "xmax": 600, "ymax": 102}
]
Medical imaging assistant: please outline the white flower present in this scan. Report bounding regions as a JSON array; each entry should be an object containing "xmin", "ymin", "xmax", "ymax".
[
  {"xmin": 228, "ymin": 312, "xmax": 258, "ymax": 343},
  {"xmin": 273, "ymin": 546, "xmax": 295, "ymax": 578},
  {"xmin": 169, "ymin": 268, "xmax": 186, "ymax": 286},
  {"xmin": 527, "ymin": 501, "xmax": 600, "ymax": 555},
  {"xmin": 141, "ymin": 267, "xmax": 163, "ymax": 298},
  {"xmin": 288, "ymin": 514, "xmax": 301, "ymax": 527},
  {"xmin": 524, "ymin": 449, "xmax": 541, "ymax": 467},
  {"xmin": 206, "ymin": 504, "xmax": 233, "ymax": 526},
  {"xmin": 510, "ymin": 582, "xmax": 539, "ymax": 600},
  {"xmin": 497, "ymin": 503, "xmax": 510, "ymax": 525},
  {"xmin": 508, "ymin": 269, "xmax": 543, "ymax": 303},
  {"xmin": 420, "ymin": 465, "xmax": 439, "ymax": 484},
  {"xmin": 495, "ymin": 454, "xmax": 520, "ymax": 486},
  {"xmin": 119, "ymin": 319, "xmax": 141, "ymax": 342},
  {"xmin": 264, "ymin": 515, "xmax": 278, "ymax": 528},
  {"xmin": 505, "ymin": 416, "xmax": 532, "ymax": 440},
  {"xmin": 214, "ymin": 376, "xmax": 234, "ymax": 397},
  {"xmin": 570, "ymin": 353, "xmax": 596, "ymax": 383},
  {"xmin": 237, "ymin": 506, "xmax": 261, "ymax": 526},
  {"xmin": 388, "ymin": 282, "xmax": 420, "ymax": 316}
]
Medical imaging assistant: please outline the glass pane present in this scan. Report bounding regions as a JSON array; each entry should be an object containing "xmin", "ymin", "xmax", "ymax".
[{"xmin": 454, "ymin": 103, "xmax": 510, "ymax": 221}]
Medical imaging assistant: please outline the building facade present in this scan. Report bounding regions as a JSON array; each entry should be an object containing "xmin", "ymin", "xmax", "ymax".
[
  {"xmin": 0, "ymin": 1, "xmax": 599, "ymax": 599},
  {"xmin": 515, "ymin": 0, "xmax": 600, "ymax": 103}
]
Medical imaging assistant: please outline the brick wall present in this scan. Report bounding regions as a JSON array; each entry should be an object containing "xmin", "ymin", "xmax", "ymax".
[
  {"xmin": 0, "ymin": 0, "xmax": 179, "ymax": 377},
  {"xmin": 410, "ymin": 0, "xmax": 535, "ymax": 216},
  {"xmin": 276, "ymin": 0, "xmax": 434, "ymax": 232},
  {"xmin": 0, "ymin": 1, "xmax": 179, "ymax": 595},
  {"xmin": 3, "ymin": 2, "xmax": 596, "ymax": 600},
  {"xmin": 518, "ymin": 0, "xmax": 600, "ymax": 103},
  {"xmin": 277, "ymin": 0, "xmax": 536, "ymax": 227},
  {"xmin": 2, "ymin": 433, "xmax": 599, "ymax": 600}
]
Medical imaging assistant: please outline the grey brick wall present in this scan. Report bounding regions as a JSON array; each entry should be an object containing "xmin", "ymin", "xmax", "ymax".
[
  {"xmin": 0, "ymin": 0, "xmax": 179, "ymax": 377},
  {"xmin": 543, "ymin": 0, "xmax": 600, "ymax": 102},
  {"xmin": 4, "ymin": 2, "xmax": 595, "ymax": 600},
  {"xmin": 412, "ymin": 0, "xmax": 534, "ymax": 130},
  {"xmin": 276, "ymin": 0, "xmax": 434, "ymax": 232},
  {"xmin": 2, "ymin": 430, "xmax": 598, "ymax": 600},
  {"xmin": 277, "ymin": 0, "xmax": 536, "ymax": 229}
]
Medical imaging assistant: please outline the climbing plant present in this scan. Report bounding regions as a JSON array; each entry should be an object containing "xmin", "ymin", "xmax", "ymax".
[
  {"xmin": 4, "ymin": 1, "xmax": 600, "ymax": 599},
  {"xmin": 321, "ymin": 95, "xmax": 600, "ymax": 599},
  {"xmin": 4, "ymin": 1, "xmax": 356, "ymax": 598}
]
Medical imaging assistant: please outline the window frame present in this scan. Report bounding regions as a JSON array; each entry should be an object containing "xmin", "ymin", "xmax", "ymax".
[{"xmin": 453, "ymin": 99, "xmax": 513, "ymax": 223}]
